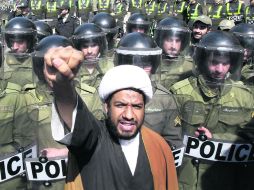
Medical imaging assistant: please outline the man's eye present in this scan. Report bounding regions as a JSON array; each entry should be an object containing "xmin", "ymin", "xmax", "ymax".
[
  {"xmin": 115, "ymin": 104, "xmax": 125, "ymax": 108},
  {"xmin": 133, "ymin": 105, "xmax": 143, "ymax": 109}
]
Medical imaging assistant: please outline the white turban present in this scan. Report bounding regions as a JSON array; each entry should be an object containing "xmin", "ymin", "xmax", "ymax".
[{"xmin": 99, "ymin": 65, "xmax": 153, "ymax": 103}]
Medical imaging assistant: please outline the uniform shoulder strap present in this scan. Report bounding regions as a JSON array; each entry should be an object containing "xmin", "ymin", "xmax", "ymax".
[
  {"xmin": 170, "ymin": 78, "xmax": 192, "ymax": 93},
  {"xmin": 80, "ymin": 83, "xmax": 96, "ymax": 94}
]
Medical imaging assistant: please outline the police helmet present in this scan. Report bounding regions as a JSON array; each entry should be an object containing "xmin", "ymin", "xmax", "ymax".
[
  {"xmin": 33, "ymin": 35, "xmax": 73, "ymax": 82},
  {"xmin": 230, "ymin": 23, "xmax": 254, "ymax": 51},
  {"xmin": 4, "ymin": 17, "xmax": 37, "ymax": 53},
  {"xmin": 34, "ymin": 21, "xmax": 53, "ymax": 42},
  {"xmin": 194, "ymin": 31, "xmax": 244, "ymax": 81},
  {"xmin": 57, "ymin": 2, "xmax": 70, "ymax": 10},
  {"xmin": 16, "ymin": 0, "xmax": 29, "ymax": 8},
  {"xmin": 126, "ymin": 13, "xmax": 151, "ymax": 34},
  {"xmin": 154, "ymin": 17, "xmax": 191, "ymax": 58},
  {"xmin": 115, "ymin": 32, "xmax": 162, "ymax": 74},
  {"xmin": 72, "ymin": 23, "xmax": 107, "ymax": 57},
  {"xmin": 91, "ymin": 12, "xmax": 119, "ymax": 49}
]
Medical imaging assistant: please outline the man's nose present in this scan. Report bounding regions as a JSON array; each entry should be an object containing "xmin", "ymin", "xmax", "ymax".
[
  {"xmin": 12, "ymin": 42, "xmax": 19, "ymax": 49},
  {"xmin": 87, "ymin": 46, "xmax": 92, "ymax": 53},
  {"xmin": 215, "ymin": 63, "xmax": 224, "ymax": 71},
  {"xmin": 123, "ymin": 106, "xmax": 134, "ymax": 120}
]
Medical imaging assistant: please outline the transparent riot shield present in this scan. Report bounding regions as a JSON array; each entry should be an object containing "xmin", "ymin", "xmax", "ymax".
[
  {"xmin": 0, "ymin": 87, "xmax": 37, "ymax": 190},
  {"xmin": 157, "ymin": 55, "xmax": 195, "ymax": 90},
  {"xmin": 173, "ymin": 81, "xmax": 254, "ymax": 155},
  {"xmin": 174, "ymin": 81, "xmax": 254, "ymax": 189}
]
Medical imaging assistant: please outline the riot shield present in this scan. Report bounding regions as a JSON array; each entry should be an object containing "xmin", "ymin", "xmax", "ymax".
[
  {"xmin": 174, "ymin": 81, "xmax": 254, "ymax": 189},
  {"xmin": 0, "ymin": 87, "xmax": 37, "ymax": 188},
  {"xmin": 173, "ymin": 81, "xmax": 254, "ymax": 154},
  {"xmin": 157, "ymin": 55, "xmax": 195, "ymax": 90}
]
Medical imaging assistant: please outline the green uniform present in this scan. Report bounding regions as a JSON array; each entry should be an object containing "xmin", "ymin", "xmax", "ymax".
[
  {"xmin": 24, "ymin": 82, "xmax": 66, "ymax": 190},
  {"xmin": 0, "ymin": 81, "xmax": 36, "ymax": 190},
  {"xmin": 75, "ymin": 58, "xmax": 113, "ymax": 120},
  {"xmin": 78, "ymin": 58, "xmax": 114, "ymax": 88},
  {"xmin": 75, "ymin": 80, "xmax": 105, "ymax": 120},
  {"xmin": 3, "ymin": 54, "xmax": 34, "ymax": 90},
  {"xmin": 241, "ymin": 64, "xmax": 254, "ymax": 86},
  {"xmin": 158, "ymin": 56, "xmax": 194, "ymax": 90},
  {"xmin": 111, "ymin": 0, "xmax": 127, "ymax": 36},
  {"xmin": 170, "ymin": 75, "xmax": 254, "ymax": 190},
  {"xmin": 145, "ymin": 79, "xmax": 182, "ymax": 149}
]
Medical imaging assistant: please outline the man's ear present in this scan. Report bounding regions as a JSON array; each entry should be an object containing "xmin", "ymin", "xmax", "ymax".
[{"xmin": 104, "ymin": 103, "xmax": 108, "ymax": 114}]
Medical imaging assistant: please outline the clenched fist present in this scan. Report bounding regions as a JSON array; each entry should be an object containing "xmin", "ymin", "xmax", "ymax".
[{"xmin": 43, "ymin": 46, "xmax": 84, "ymax": 87}]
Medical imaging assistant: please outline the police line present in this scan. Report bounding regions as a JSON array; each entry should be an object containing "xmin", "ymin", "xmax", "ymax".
[
  {"xmin": 2, "ymin": 135, "xmax": 254, "ymax": 183},
  {"xmin": 1, "ymin": 147, "xmax": 183, "ymax": 182},
  {"xmin": 0, "ymin": 144, "xmax": 37, "ymax": 183},
  {"xmin": 25, "ymin": 157, "xmax": 67, "ymax": 181},
  {"xmin": 0, "ymin": 144, "xmax": 67, "ymax": 183},
  {"xmin": 184, "ymin": 135, "xmax": 254, "ymax": 162}
]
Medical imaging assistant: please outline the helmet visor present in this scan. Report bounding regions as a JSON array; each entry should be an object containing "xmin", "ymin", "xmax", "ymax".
[{"xmin": 154, "ymin": 27, "xmax": 191, "ymax": 57}]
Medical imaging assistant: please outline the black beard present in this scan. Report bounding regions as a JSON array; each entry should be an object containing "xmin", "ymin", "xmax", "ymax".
[{"xmin": 106, "ymin": 110, "xmax": 142, "ymax": 140}]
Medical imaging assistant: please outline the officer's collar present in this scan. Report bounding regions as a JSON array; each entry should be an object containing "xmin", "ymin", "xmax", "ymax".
[{"xmin": 198, "ymin": 75, "xmax": 232, "ymax": 98}]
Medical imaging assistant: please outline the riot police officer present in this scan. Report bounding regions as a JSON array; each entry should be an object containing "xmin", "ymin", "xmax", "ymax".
[
  {"xmin": 34, "ymin": 20, "xmax": 53, "ymax": 42},
  {"xmin": 27, "ymin": 35, "xmax": 71, "ymax": 190},
  {"xmin": 244, "ymin": 0, "xmax": 254, "ymax": 24},
  {"xmin": 225, "ymin": 0, "xmax": 245, "ymax": 25},
  {"xmin": 8, "ymin": 0, "xmax": 37, "ymax": 21},
  {"xmin": 171, "ymin": 31, "xmax": 254, "ymax": 190},
  {"xmin": 173, "ymin": 0, "xmax": 188, "ymax": 21},
  {"xmin": 91, "ymin": 12, "xmax": 119, "ymax": 56},
  {"xmin": 207, "ymin": 0, "xmax": 227, "ymax": 29},
  {"xmin": 115, "ymin": 32, "xmax": 161, "ymax": 75},
  {"xmin": 114, "ymin": 32, "xmax": 182, "ymax": 149},
  {"xmin": 186, "ymin": 0, "xmax": 203, "ymax": 27},
  {"xmin": 0, "ymin": 69, "xmax": 36, "ymax": 190},
  {"xmin": 126, "ymin": 12, "xmax": 151, "ymax": 34},
  {"xmin": 111, "ymin": 0, "xmax": 127, "ymax": 37},
  {"xmin": 230, "ymin": 23, "xmax": 254, "ymax": 85},
  {"xmin": 0, "ymin": 18, "xmax": 36, "ymax": 190},
  {"xmin": 154, "ymin": 16, "xmax": 193, "ymax": 89},
  {"xmin": 71, "ymin": 23, "xmax": 112, "ymax": 89},
  {"xmin": 3, "ymin": 17, "xmax": 37, "ymax": 87}
]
